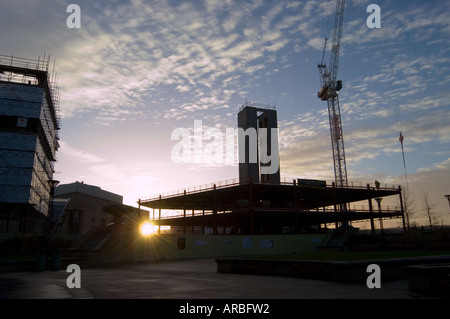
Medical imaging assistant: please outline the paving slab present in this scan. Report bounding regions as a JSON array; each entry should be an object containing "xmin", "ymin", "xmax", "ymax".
[{"xmin": 0, "ymin": 258, "xmax": 431, "ymax": 300}]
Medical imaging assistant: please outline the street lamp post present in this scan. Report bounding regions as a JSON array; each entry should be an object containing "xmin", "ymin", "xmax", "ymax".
[
  {"xmin": 445, "ymin": 195, "xmax": 450, "ymax": 211},
  {"xmin": 37, "ymin": 179, "xmax": 60, "ymax": 271},
  {"xmin": 47, "ymin": 180, "xmax": 60, "ymax": 270},
  {"xmin": 47, "ymin": 180, "xmax": 60, "ymax": 236},
  {"xmin": 374, "ymin": 197, "xmax": 386, "ymax": 247},
  {"xmin": 374, "ymin": 197, "xmax": 383, "ymax": 232}
]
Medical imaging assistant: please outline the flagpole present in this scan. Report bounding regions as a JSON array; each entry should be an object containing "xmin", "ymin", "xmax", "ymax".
[
  {"xmin": 399, "ymin": 132, "xmax": 408, "ymax": 188},
  {"xmin": 399, "ymin": 131, "xmax": 410, "ymax": 229}
]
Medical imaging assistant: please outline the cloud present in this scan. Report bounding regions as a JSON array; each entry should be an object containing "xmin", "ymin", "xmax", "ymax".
[
  {"xmin": 36, "ymin": 0, "xmax": 334, "ymax": 126},
  {"xmin": 4, "ymin": 0, "xmax": 449, "ymax": 219},
  {"xmin": 56, "ymin": 141, "xmax": 166, "ymax": 205},
  {"xmin": 417, "ymin": 158, "xmax": 450, "ymax": 174},
  {"xmin": 308, "ymin": 37, "xmax": 326, "ymax": 51},
  {"xmin": 58, "ymin": 141, "xmax": 105, "ymax": 164},
  {"xmin": 399, "ymin": 109, "xmax": 450, "ymax": 144},
  {"xmin": 1, "ymin": 0, "xmax": 341, "ymax": 126}
]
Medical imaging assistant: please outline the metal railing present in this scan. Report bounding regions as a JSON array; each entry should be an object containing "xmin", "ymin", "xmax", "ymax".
[
  {"xmin": 140, "ymin": 176, "xmax": 400, "ymax": 203},
  {"xmin": 0, "ymin": 54, "xmax": 61, "ymax": 135},
  {"xmin": 0, "ymin": 54, "xmax": 50, "ymax": 72},
  {"xmin": 150, "ymin": 206, "xmax": 403, "ymax": 221}
]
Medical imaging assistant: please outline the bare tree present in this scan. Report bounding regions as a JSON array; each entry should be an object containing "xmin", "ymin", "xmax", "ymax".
[
  {"xmin": 401, "ymin": 186, "xmax": 416, "ymax": 230},
  {"xmin": 422, "ymin": 192, "xmax": 439, "ymax": 231},
  {"xmin": 433, "ymin": 215, "xmax": 444, "ymax": 228}
]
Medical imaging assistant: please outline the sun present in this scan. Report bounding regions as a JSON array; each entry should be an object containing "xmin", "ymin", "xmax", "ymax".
[{"xmin": 140, "ymin": 221, "xmax": 158, "ymax": 236}]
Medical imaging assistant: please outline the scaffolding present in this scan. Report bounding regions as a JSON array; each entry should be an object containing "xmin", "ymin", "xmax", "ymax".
[
  {"xmin": 0, "ymin": 54, "xmax": 62, "ymax": 233},
  {"xmin": 0, "ymin": 54, "xmax": 61, "ymax": 135}
]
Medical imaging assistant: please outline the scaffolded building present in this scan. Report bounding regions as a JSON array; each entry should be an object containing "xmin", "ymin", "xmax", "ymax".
[{"xmin": 0, "ymin": 54, "xmax": 61, "ymax": 234}]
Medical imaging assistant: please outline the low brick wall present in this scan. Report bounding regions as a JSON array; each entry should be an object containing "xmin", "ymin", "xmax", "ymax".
[{"xmin": 216, "ymin": 255, "xmax": 450, "ymax": 284}]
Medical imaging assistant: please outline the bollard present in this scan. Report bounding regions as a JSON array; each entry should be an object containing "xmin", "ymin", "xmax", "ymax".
[
  {"xmin": 35, "ymin": 249, "xmax": 47, "ymax": 271},
  {"xmin": 51, "ymin": 250, "xmax": 62, "ymax": 270}
]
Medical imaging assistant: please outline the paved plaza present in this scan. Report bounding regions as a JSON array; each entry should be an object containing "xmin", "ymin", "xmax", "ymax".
[{"xmin": 0, "ymin": 258, "xmax": 428, "ymax": 299}]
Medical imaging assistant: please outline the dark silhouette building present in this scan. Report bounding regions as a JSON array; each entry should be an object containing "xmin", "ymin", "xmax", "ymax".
[
  {"xmin": 140, "ymin": 104, "xmax": 405, "ymax": 235},
  {"xmin": 238, "ymin": 105, "xmax": 280, "ymax": 184}
]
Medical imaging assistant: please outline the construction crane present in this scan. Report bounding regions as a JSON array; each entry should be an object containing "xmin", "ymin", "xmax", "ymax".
[{"xmin": 317, "ymin": 0, "xmax": 347, "ymax": 188}]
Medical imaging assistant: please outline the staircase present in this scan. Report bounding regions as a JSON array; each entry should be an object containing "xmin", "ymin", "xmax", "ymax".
[
  {"xmin": 81, "ymin": 230, "xmax": 111, "ymax": 250},
  {"xmin": 56, "ymin": 226, "xmax": 114, "ymax": 268},
  {"xmin": 57, "ymin": 224, "xmax": 134, "ymax": 268},
  {"xmin": 317, "ymin": 226, "xmax": 358, "ymax": 252}
]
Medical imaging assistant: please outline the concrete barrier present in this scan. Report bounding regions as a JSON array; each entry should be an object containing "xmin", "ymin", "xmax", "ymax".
[{"xmin": 216, "ymin": 255, "xmax": 450, "ymax": 284}]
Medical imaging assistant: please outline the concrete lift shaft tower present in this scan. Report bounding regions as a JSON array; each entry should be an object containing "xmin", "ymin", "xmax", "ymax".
[
  {"xmin": 317, "ymin": 0, "xmax": 348, "ymax": 188},
  {"xmin": 238, "ymin": 105, "xmax": 280, "ymax": 185}
]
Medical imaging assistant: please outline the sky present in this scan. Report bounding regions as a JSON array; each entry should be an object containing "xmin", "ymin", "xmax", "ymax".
[{"xmin": 1, "ymin": 0, "xmax": 449, "ymax": 229}]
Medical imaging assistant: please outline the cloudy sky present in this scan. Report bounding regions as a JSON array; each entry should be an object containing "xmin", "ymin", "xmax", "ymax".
[{"xmin": 2, "ymin": 0, "xmax": 449, "ymax": 228}]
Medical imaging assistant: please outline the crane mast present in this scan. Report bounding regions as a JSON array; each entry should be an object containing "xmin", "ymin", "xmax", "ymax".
[{"xmin": 318, "ymin": 0, "xmax": 347, "ymax": 188}]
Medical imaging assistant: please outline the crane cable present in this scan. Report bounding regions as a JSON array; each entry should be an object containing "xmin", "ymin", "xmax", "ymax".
[
  {"xmin": 383, "ymin": 16, "xmax": 410, "ymax": 228},
  {"xmin": 320, "ymin": 12, "xmax": 333, "ymax": 65},
  {"xmin": 383, "ymin": 25, "xmax": 407, "ymax": 171}
]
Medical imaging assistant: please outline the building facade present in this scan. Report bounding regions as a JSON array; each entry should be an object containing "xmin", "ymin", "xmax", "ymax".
[
  {"xmin": 0, "ymin": 55, "xmax": 60, "ymax": 234},
  {"xmin": 54, "ymin": 181, "xmax": 124, "ymax": 236}
]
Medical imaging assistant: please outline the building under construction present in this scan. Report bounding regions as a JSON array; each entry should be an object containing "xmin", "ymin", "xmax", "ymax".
[
  {"xmin": 139, "ymin": 106, "xmax": 405, "ymax": 236},
  {"xmin": 0, "ymin": 54, "xmax": 61, "ymax": 234}
]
